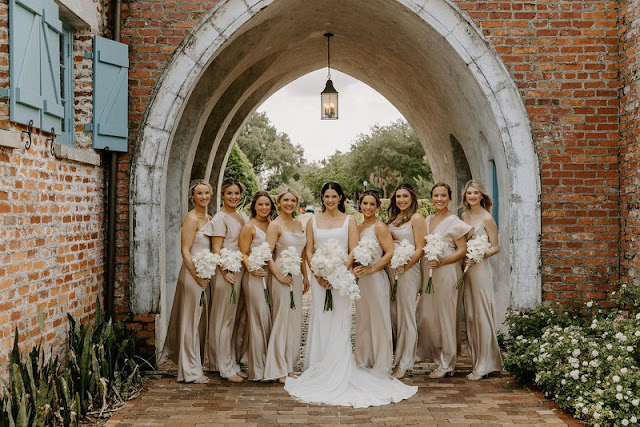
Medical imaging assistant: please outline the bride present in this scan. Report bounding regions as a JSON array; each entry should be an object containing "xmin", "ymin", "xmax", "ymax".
[{"xmin": 284, "ymin": 182, "xmax": 417, "ymax": 408}]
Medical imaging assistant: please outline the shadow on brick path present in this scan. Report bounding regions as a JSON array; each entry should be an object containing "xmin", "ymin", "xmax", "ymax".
[{"xmin": 106, "ymin": 294, "xmax": 582, "ymax": 426}]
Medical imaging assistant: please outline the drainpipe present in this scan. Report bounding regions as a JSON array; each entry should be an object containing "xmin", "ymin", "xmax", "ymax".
[{"xmin": 105, "ymin": 0, "xmax": 122, "ymax": 320}]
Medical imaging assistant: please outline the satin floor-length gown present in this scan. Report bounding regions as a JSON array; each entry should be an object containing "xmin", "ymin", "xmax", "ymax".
[
  {"xmin": 354, "ymin": 225, "xmax": 393, "ymax": 374},
  {"xmin": 464, "ymin": 225, "xmax": 503, "ymax": 376},
  {"xmin": 241, "ymin": 226, "xmax": 272, "ymax": 380},
  {"xmin": 204, "ymin": 210, "xmax": 248, "ymax": 378},
  {"xmin": 387, "ymin": 222, "xmax": 422, "ymax": 374},
  {"xmin": 263, "ymin": 230, "xmax": 306, "ymax": 380},
  {"xmin": 284, "ymin": 216, "xmax": 417, "ymax": 408},
  {"xmin": 416, "ymin": 215, "xmax": 472, "ymax": 373},
  {"xmin": 161, "ymin": 223, "xmax": 210, "ymax": 382}
]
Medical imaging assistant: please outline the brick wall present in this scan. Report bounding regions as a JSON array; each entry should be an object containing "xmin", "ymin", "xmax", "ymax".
[
  {"xmin": 620, "ymin": 0, "xmax": 640, "ymax": 289},
  {"xmin": 451, "ymin": 0, "xmax": 621, "ymax": 305},
  {"xmin": 0, "ymin": 0, "xmax": 107, "ymax": 374}
]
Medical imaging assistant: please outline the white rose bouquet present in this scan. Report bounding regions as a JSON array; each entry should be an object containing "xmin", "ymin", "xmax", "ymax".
[
  {"xmin": 192, "ymin": 250, "xmax": 221, "ymax": 306},
  {"xmin": 219, "ymin": 247, "xmax": 244, "ymax": 304},
  {"xmin": 455, "ymin": 233, "xmax": 491, "ymax": 289},
  {"xmin": 389, "ymin": 239, "xmax": 415, "ymax": 301},
  {"xmin": 277, "ymin": 246, "xmax": 302, "ymax": 309},
  {"xmin": 352, "ymin": 238, "xmax": 379, "ymax": 283},
  {"xmin": 248, "ymin": 241, "xmax": 274, "ymax": 306},
  {"xmin": 311, "ymin": 239, "xmax": 360, "ymax": 311},
  {"xmin": 423, "ymin": 233, "xmax": 446, "ymax": 294}
]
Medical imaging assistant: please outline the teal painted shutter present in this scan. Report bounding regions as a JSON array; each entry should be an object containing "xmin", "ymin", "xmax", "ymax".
[
  {"xmin": 39, "ymin": 0, "xmax": 63, "ymax": 134},
  {"xmin": 93, "ymin": 36, "xmax": 129, "ymax": 152},
  {"xmin": 9, "ymin": 0, "xmax": 62, "ymax": 134},
  {"xmin": 9, "ymin": 0, "xmax": 44, "ymax": 129}
]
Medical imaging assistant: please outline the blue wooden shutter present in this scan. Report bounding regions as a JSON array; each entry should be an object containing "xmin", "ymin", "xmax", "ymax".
[
  {"xmin": 39, "ymin": 0, "xmax": 63, "ymax": 134},
  {"xmin": 9, "ymin": 0, "xmax": 62, "ymax": 134},
  {"xmin": 9, "ymin": 0, "xmax": 44, "ymax": 129},
  {"xmin": 92, "ymin": 36, "xmax": 129, "ymax": 152}
]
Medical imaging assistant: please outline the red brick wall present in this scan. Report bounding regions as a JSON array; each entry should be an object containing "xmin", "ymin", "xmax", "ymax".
[
  {"xmin": 451, "ymin": 0, "xmax": 621, "ymax": 305},
  {"xmin": 0, "ymin": 0, "xmax": 108, "ymax": 374},
  {"xmin": 620, "ymin": 0, "xmax": 640, "ymax": 289}
]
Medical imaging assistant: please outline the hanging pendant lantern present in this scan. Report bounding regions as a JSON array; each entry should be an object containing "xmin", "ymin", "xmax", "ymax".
[{"xmin": 321, "ymin": 33, "xmax": 338, "ymax": 120}]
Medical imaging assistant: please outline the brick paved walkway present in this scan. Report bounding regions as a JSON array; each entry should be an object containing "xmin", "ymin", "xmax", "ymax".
[{"xmin": 106, "ymin": 294, "xmax": 581, "ymax": 426}]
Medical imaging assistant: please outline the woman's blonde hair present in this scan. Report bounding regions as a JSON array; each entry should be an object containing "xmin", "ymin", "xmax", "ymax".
[
  {"xmin": 276, "ymin": 187, "xmax": 300, "ymax": 205},
  {"xmin": 461, "ymin": 179, "xmax": 493, "ymax": 212},
  {"xmin": 189, "ymin": 179, "xmax": 213, "ymax": 197}
]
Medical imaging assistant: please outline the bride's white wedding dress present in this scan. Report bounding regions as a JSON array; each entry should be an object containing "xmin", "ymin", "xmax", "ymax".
[{"xmin": 284, "ymin": 216, "xmax": 417, "ymax": 408}]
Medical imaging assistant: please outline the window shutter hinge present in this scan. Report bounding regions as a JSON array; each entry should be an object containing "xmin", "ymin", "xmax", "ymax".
[
  {"xmin": 84, "ymin": 123, "xmax": 93, "ymax": 132},
  {"xmin": 0, "ymin": 88, "xmax": 9, "ymax": 99},
  {"xmin": 84, "ymin": 52, "xmax": 94, "ymax": 60}
]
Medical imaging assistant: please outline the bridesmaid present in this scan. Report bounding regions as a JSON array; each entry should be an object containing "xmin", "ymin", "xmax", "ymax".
[
  {"xmin": 353, "ymin": 190, "xmax": 394, "ymax": 374},
  {"xmin": 263, "ymin": 188, "xmax": 309, "ymax": 383},
  {"xmin": 204, "ymin": 178, "xmax": 249, "ymax": 383},
  {"xmin": 417, "ymin": 182, "xmax": 472, "ymax": 378},
  {"xmin": 161, "ymin": 179, "xmax": 212, "ymax": 383},
  {"xmin": 238, "ymin": 191, "xmax": 276, "ymax": 381},
  {"xmin": 386, "ymin": 183, "xmax": 426, "ymax": 379},
  {"xmin": 460, "ymin": 179, "xmax": 502, "ymax": 380}
]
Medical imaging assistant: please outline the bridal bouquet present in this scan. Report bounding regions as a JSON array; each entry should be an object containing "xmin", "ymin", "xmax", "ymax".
[
  {"xmin": 192, "ymin": 250, "xmax": 221, "ymax": 306},
  {"xmin": 219, "ymin": 247, "xmax": 244, "ymax": 304},
  {"xmin": 277, "ymin": 246, "xmax": 302, "ymax": 309},
  {"xmin": 423, "ymin": 233, "xmax": 446, "ymax": 294},
  {"xmin": 389, "ymin": 239, "xmax": 415, "ymax": 302},
  {"xmin": 455, "ymin": 233, "xmax": 491, "ymax": 289},
  {"xmin": 248, "ymin": 241, "xmax": 274, "ymax": 306},
  {"xmin": 311, "ymin": 239, "xmax": 360, "ymax": 311}
]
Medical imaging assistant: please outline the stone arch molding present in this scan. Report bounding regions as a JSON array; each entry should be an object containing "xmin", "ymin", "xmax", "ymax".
[{"xmin": 131, "ymin": 0, "xmax": 540, "ymax": 338}]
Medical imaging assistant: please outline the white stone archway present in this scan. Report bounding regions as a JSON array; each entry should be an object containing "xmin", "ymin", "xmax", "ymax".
[{"xmin": 129, "ymin": 0, "xmax": 540, "ymax": 352}]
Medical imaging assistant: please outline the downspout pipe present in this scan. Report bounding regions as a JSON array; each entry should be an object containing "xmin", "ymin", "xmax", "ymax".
[{"xmin": 105, "ymin": 0, "xmax": 122, "ymax": 320}]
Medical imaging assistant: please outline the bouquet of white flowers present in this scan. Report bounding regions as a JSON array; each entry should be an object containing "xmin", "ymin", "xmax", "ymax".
[
  {"xmin": 423, "ymin": 233, "xmax": 446, "ymax": 294},
  {"xmin": 455, "ymin": 233, "xmax": 491, "ymax": 289},
  {"xmin": 389, "ymin": 239, "xmax": 415, "ymax": 302},
  {"xmin": 248, "ymin": 241, "xmax": 274, "ymax": 306},
  {"xmin": 219, "ymin": 247, "xmax": 244, "ymax": 304},
  {"xmin": 311, "ymin": 239, "xmax": 360, "ymax": 311},
  {"xmin": 192, "ymin": 250, "xmax": 221, "ymax": 306},
  {"xmin": 277, "ymin": 246, "xmax": 302, "ymax": 309},
  {"xmin": 352, "ymin": 238, "xmax": 379, "ymax": 283}
]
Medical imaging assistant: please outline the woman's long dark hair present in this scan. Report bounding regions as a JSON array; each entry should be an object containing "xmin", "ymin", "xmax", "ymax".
[
  {"xmin": 249, "ymin": 190, "xmax": 276, "ymax": 219},
  {"xmin": 321, "ymin": 181, "xmax": 346, "ymax": 213},
  {"xmin": 387, "ymin": 183, "xmax": 418, "ymax": 226}
]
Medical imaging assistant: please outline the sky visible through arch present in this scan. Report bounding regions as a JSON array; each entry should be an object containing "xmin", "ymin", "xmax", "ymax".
[{"xmin": 257, "ymin": 69, "xmax": 405, "ymax": 163}]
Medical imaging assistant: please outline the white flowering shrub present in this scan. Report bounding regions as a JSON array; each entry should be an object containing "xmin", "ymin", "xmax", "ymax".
[{"xmin": 504, "ymin": 286, "xmax": 640, "ymax": 425}]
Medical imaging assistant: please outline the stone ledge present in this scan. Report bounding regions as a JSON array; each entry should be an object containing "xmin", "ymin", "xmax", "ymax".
[
  {"xmin": 55, "ymin": 0, "xmax": 99, "ymax": 30},
  {"xmin": 0, "ymin": 128, "xmax": 22, "ymax": 149},
  {"xmin": 54, "ymin": 143, "xmax": 102, "ymax": 166}
]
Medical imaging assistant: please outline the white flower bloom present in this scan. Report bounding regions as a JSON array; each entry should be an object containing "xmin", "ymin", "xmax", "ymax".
[
  {"xmin": 623, "ymin": 421, "xmax": 629, "ymax": 426},
  {"xmin": 586, "ymin": 301, "xmax": 593, "ymax": 307},
  {"xmin": 635, "ymin": 331, "xmax": 640, "ymax": 337},
  {"xmin": 621, "ymin": 367, "xmax": 628, "ymax": 374},
  {"xmin": 570, "ymin": 370, "xmax": 580, "ymax": 380},
  {"xmin": 606, "ymin": 344, "xmax": 613, "ymax": 350},
  {"xmin": 612, "ymin": 375, "xmax": 621, "ymax": 383},
  {"xmin": 631, "ymin": 416, "xmax": 638, "ymax": 423},
  {"xmin": 627, "ymin": 346, "xmax": 633, "ymax": 352},
  {"xmin": 592, "ymin": 350, "xmax": 599, "ymax": 357},
  {"xmin": 617, "ymin": 385, "xmax": 623, "ymax": 392},
  {"xmin": 617, "ymin": 393, "xmax": 624, "ymax": 400},
  {"xmin": 636, "ymin": 313, "xmax": 640, "ymax": 320},
  {"xmin": 594, "ymin": 412, "xmax": 600, "ymax": 419},
  {"xmin": 572, "ymin": 349, "xmax": 581, "ymax": 357},
  {"xmin": 632, "ymin": 399, "xmax": 639, "ymax": 407},
  {"xmin": 607, "ymin": 355, "xmax": 614, "ymax": 361}
]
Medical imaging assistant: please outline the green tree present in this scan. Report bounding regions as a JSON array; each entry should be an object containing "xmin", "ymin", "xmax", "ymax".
[
  {"xmin": 223, "ymin": 144, "xmax": 259, "ymax": 207},
  {"xmin": 236, "ymin": 112, "xmax": 305, "ymax": 189}
]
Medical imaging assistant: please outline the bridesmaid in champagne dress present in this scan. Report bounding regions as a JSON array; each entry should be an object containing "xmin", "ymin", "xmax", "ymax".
[
  {"xmin": 161, "ymin": 179, "xmax": 212, "ymax": 383},
  {"xmin": 204, "ymin": 178, "xmax": 249, "ymax": 383},
  {"xmin": 353, "ymin": 190, "xmax": 394, "ymax": 374},
  {"xmin": 386, "ymin": 183, "xmax": 426, "ymax": 379},
  {"xmin": 460, "ymin": 179, "xmax": 503, "ymax": 380},
  {"xmin": 264, "ymin": 188, "xmax": 309, "ymax": 383},
  {"xmin": 238, "ymin": 191, "xmax": 276, "ymax": 381},
  {"xmin": 417, "ymin": 182, "xmax": 471, "ymax": 378}
]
